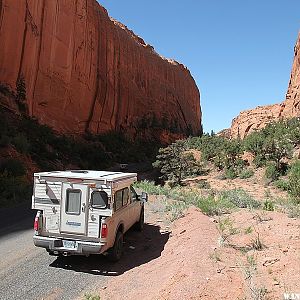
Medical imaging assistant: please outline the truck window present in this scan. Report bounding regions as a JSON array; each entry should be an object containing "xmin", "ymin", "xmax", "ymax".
[
  {"xmin": 91, "ymin": 191, "xmax": 108, "ymax": 209},
  {"xmin": 123, "ymin": 188, "xmax": 129, "ymax": 206},
  {"xmin": 114, "ymin": 188, "xmax": 130, "ymax": 211},
  {"xmin": 130, "ymin": 186, "xmax": 138, "ymax": 202},
  {"xmin": 66, "ymin": 189, "xmax": 81, "ymax": 215}
]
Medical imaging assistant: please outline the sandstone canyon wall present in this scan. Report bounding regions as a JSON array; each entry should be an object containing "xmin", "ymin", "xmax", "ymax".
[
  {"xmin": 230, "ymin": 33, "xmax": 300, "ymax": 139},
  {"xmin": 0, "ymin": 0, "xmax": 201, "ymax": 137}
]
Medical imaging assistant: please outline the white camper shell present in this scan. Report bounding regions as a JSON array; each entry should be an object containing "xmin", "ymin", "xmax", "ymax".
[{"xmin": 32, "ymin": 170, "xmax": 147, "ymax": 261}]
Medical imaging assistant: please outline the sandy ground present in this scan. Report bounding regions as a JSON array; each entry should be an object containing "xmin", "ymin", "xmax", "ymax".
[{"xmin": 98, "ymin": 181, "xmax": 300, "ymax": 300}]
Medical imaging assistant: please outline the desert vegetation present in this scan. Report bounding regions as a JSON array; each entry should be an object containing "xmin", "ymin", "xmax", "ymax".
[
  {"xmin": 151, "ymin": 118, "xmax": 300, "ymax": 220},
  {"xmin": 0, "ymin": 108, "xmax": 161, "ymax": 208}
]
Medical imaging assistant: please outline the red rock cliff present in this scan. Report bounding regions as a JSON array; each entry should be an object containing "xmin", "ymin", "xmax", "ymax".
[
  {"xmin": 0, "ymin": 0, "xmax": 201, "ymax": 137},
  {"xmin": 230, "ymin": 33, "xmax": 300, "ymax": 139}
]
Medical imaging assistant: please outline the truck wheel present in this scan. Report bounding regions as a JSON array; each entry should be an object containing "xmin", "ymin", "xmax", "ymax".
[
  {"xmin": 134, "ymin": 208, "xmax": 144, "ymax": 232},
  {"xmin": 108, "ymin": 231, "xmax": 123, "ymax": 262},
  {"xmin": 46, "ymin": 249, "xmax": 54, "ymax": 255}
]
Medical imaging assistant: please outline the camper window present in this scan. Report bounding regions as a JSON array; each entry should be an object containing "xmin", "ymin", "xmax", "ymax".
[
  {"xmin": 115, "ymin": 190, "xmax": 123, "ymax": 211},
  {"xmin": 66, "ymin": 189, "xmax": 81, "ymax": 215},
  {"xmin": 91, "ymin": 191, "xmax": 108, "ymax": 209}
]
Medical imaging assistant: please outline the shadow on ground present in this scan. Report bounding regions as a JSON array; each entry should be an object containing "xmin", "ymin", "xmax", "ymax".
[
  {"xmin": 0, "ymin": 203, "xmax": 35, "ymax": 237},
  {"xmin": 50, "ymin": 223, "xmax": 169, "ymax": 276}
]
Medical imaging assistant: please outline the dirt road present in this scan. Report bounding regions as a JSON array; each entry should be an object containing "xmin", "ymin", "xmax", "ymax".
[
  {"xmin": 0, "ymin": 206, "xmax": 169, "ymax": 300},
  {"xmin": 0, "ymin": 214, "xmax": 106, "ymax": 299}
]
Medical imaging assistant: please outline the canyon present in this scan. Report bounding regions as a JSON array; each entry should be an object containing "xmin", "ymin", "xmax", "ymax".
[
  {"xmin": 230, "ymin": 33, "xmax": 300, "ymax": 139},
  {"xmin": 0, "ymin": 0, "xmax": 201, "ymax": 138}
]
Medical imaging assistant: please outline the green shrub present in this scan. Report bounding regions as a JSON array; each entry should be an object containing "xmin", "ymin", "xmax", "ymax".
[
  {"xmin": 223, "ymin": 167, "xmax": 238, "ymax": 179},
  {"xmin": 196, "ymin": 195, "xmax": 235, "ymax": 216},
  {"xmin": 0, "ymin": 159, "xmax": 26, "ymax": 177},
  {"xmin": 196, "ymin": 179, "xmax": 211, "ymax": 189},
  {"xmin": 221, "ymin": 189, "xmax": 260, "ymax": 209},
  {"xmin": 84, "ymin": 293, "xmax": 100, "ymax": 300},
  {"xmin": 0, "ymin": 135, "xmax": 10, "ymax": 147},
  {"xmin": 274, "ymin": 179, "xmax": 290, "ymax": 191},
  {"xmin": 0, "ymin": 173, "xmax": 32, "ymax": 207},
  {"xmin": 243, "ymin": 131, "xmax": 265, "ymax": 161},
  {"xmin": 239, "ymin": 169, "xmax": 254, "ymax": 179},
  {"xmin": 153, "ymin": 140, "xmax": 201, "ymax": 185},
  {"xmin": 245, "ymin": 226, "xmax": 253, "ymax": 234},
  {"xmin": 263, "ymin": 200, "xmax": 275, "ymax": 211},
  {"xmin": 243, "ymin": 119, "xmax": 295, "ymax": 172},
  {"xmin": 252, "ymin": 155, "xmax": 266, "ymax": 167},
  {"xmin": 133, "ymin": 180, "xmax": 168, "ymax": 196},
  {"xmin": 288, "ymin": 160, "xmax": 300, "ymax": 202},
  {"xmin": 165, "ymin": 200, "xmax": 188, "ymax": 221},
  {"xmin": 265, "ymin": 162, "xmax": 280, "ymax": 181},
  {"xmin": 285, "ymin": 202, "xmax": 300, "ymax": 218},
  {"xmin": 12, "ymin": 133, "xmax": 30, "ymax": 154}
]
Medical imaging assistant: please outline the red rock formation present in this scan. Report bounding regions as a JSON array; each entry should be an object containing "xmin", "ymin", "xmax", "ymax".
[
  {"xmin": 0, "ymin": 0, "xmax": 201, "ymax": 137},
  {"xmin": 230, "ymin": 33, "xmax": 300, "ymax": 139},
  {"xmin": 230, "ymin": 103, "xmax": 284, "ymax": 139}
]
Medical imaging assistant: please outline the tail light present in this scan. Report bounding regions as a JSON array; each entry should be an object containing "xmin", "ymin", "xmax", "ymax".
[
  {"xmin": 34, "ymin": 216, "xmax": 39, "ymax": 231},
  {"xmin": 101, "ymin": 223, "xmax": 108, "ymax": 238},
  {"xmin": 34, "ymin": 211, "xmax": 41, "ymax": 234}
]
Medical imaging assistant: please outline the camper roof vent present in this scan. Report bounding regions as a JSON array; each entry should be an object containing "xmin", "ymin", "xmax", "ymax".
[{"xmin": 70, "ymin": 170, "xmax": 89, "ymax": 174}]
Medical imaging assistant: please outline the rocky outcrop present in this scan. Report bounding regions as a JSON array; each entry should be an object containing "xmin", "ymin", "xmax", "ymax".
[
  {"xmin": 230, "ymin": 33, "xmax": 300, "ymax": 139},
  {"xmin": 230, "ymin": 103, "xmax": 285, "ymax": 139},
  {"xmin": 0, "ymin": 0, "xmax": 201, "ymax": 138},
  {"xmin": 284, "ymin": 33, "xmax": 300, "ymax": 116}
]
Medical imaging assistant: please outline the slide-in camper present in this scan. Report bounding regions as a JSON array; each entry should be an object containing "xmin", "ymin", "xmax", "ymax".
[{"xmin": 32, "ymin": 170, "xmax": 147, "ymax": 261}]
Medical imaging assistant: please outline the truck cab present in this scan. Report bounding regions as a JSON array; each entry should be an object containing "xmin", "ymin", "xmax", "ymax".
[{"xmin": 32, "ymin": 170, "xmax": 147, "ymax": 261}]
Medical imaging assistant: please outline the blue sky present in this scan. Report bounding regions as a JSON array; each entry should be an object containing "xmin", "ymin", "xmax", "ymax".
[{"xmin": 98, "ymin": 0, "xmax": 300, "ymax": 133}]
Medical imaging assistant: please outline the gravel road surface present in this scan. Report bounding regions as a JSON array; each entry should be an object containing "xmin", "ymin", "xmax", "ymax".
[{"xmin": 0, "ymin": 212, "xmax": 109, "ymax": 300}]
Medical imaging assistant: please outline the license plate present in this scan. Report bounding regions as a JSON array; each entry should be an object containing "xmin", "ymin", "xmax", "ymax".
[{"xmin": 63, "ymin": 240, "xmax": 76, "ymax": 249}]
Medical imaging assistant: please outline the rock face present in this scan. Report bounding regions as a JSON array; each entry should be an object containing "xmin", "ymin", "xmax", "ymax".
[
  {"xmin": 0, "ymin": 0, "xmax": 201, "ymax": 137},
  {"xmin": 230, "ymin": 33, "xmax": 300, "ymax": 139}
]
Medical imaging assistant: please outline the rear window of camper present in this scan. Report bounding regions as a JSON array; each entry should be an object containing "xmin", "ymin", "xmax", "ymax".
[{"xmin": 66, "ymin": 189, "xmax": 81, "ymax": 215}]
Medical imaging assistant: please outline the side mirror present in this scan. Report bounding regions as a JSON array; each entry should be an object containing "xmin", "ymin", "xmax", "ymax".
[{"xmin": 141, "ymin": 192, "xmax": 148, "ymax": 203}]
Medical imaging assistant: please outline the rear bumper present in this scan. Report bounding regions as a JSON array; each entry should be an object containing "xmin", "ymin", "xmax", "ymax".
[{"xmin": 33, "ymin": 235, "xmax": 105, "ymax": 255}]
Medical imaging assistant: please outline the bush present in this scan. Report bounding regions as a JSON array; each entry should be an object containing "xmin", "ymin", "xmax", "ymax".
[
  {"xmin": 0, "ymin": 159, "xmax": 26, "ymax": 177},
  {"xmin": 243, "ymin": 119, "xmax": 295, "ymax": 172},
  {"xmin": 288, "ymin": 160, "xmax": 300, "ymax": 202},
  {"xmin": 274, "ymin": 179, "xmax": 290, "ymax": 191},
  {"xmin": 0, "ymin": 135, "xmax": 10, "ymax": 147},
  {"xmin": 0, "ymin": 173, "xmax": 32, "ymax": 207},
  {"xmin": 196, "ymin": 179, "xmax": 211, "ymax": 189},
  {"xmin": 133, "ymin": 180, "xmax": 168, "ymax": 196},
  {"xmin": 275, "ymin": 197, "xmax": 300, "ymax": 218},
  {"xmin": 12, "ymin": 133, "xmax": 30, "ymax": 154},
  {"xmin": 285, "ymin": 201, "xmax": 300, "ymax": 218},
  {"xmin": 196, "ymin": 195, "xmax": 235, "ymax": 216},
  {"xmin": 265, "ymin": 162, "xmax": 280, "ymax": 181},
  {"xmin": 263, "ymin": 200, "xmax": 275, "ymax": 211},
  {"xmin": 165, "ymin": 200, "xmax": 188, "ymax": 221},
  {"xmin": 239, "ymin": 168, "xmax": 254, "ymax": 179},
  {"xmin": 153, "ymin": 140, "xmax": 201, "ymax": 185},
  {"xmin": 223, "ymin": 167, "xmax": 238, "ymax": 179},
  {"xmin": 221, "ymin": 189, "xmax": 260, "ymax": 209},
  {"xmin": 84, "ymin": 293, "xmax": 100, "ymax": 300}
]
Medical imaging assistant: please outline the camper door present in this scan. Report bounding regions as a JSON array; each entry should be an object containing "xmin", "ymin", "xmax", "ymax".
[{"xmin": 60, "ymin": 183, "xmax": 88, "ymax": 235}]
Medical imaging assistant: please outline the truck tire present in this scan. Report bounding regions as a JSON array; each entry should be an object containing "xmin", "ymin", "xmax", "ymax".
[
  {"xmin": 134, "ymin": 207, "xmax": 144, "ymax": 232},
  {"xmin": 108, "ymin": 231, "xmax": 124, "ymax": 262}
]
